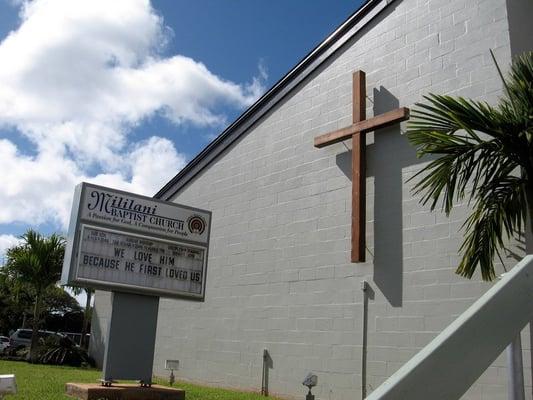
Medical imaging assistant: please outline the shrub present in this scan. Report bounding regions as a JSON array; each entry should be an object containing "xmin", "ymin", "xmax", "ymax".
[{"xmin": 38, "ymin": 335, "xmax": 94, "ymax": 367}]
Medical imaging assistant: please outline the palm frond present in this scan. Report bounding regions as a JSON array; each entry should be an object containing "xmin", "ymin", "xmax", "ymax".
[
  {"xmin": 457, "ymin": 176, "xmax": 526, "ymax": 280},
  {"xmin": 5, "ymin": 230, "xmax": 65, "ymax": 292},
  {"xmin": 406, "ymin": 51, "xmax": 533, "ymax": 281},
  {"xmin": 408, "ymin": 94, "xmax": 505, "ymax": 140}
]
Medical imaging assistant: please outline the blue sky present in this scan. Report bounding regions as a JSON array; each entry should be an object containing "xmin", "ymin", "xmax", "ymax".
[{"xmin": 0, "ymin": 0, "xmax": 363, "ymax": 256}]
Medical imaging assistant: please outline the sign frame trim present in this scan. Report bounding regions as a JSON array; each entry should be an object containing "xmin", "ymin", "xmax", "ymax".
[{"xmin": 62, "ymin": 182, "xmax": 211, "ymax": 301}]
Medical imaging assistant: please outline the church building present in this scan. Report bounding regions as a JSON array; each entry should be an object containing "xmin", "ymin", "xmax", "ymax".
[{"xmin": 90, "ymin": 0, "xmax": 533, "ymax": 398}]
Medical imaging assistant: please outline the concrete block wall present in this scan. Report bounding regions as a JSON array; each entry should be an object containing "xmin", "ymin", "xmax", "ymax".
[
  {"xmin": 154, "ymin": 0, "xmax": 531, "ymax": 398},
  {"xmin": 91, "ymin": 0, "xmax": 532, "ymax": 398},
  {"xmin": 89, "ymin": 290, "xmax": 111, "ymax": 368}
]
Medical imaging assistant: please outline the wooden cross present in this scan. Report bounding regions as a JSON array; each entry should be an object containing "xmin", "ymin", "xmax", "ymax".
[{"xmin": 314, "ymin": 71, "xmax": 410, "ymax": 263}]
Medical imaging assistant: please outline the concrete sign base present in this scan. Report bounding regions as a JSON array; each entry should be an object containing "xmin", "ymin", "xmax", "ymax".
[
  {"xmin": 65, "ymin": 383, "xmax": 185, "ymax": 400},
  {"xmin": 102, "ymin": 292, "xmax": 159, "ymax": 384}
]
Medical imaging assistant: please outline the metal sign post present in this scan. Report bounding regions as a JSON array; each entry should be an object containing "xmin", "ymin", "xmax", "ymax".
[{"xmin": 102, "ymin": 292, "xmax": 160, "ymax": 386}]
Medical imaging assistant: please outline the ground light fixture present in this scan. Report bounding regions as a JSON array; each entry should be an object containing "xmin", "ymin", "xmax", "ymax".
[
  {"xmin": 302, "ymin": 373, "xmax": 317, "ymax": 400},
  {"xmin": 165, "ymin": 360, "xmax": 180, "ymax": 386}
]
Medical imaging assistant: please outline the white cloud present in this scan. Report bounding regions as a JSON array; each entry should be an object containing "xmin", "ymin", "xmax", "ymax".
[
  {"xmin": 0, "ymin": 0, "xmax": 266, "ymax": 230},
  {"xmin": 0, "ymin": 136, "xmax": 186, "ymax": 229},
  {"xmin": 0, "ymin": 234, "xmax": 22, "ymax": 259}
]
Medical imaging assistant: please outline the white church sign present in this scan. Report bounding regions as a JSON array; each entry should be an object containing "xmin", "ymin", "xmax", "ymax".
[{"xmin": 62, "ymin": 182, "xmax": 211, "ymax": 300}]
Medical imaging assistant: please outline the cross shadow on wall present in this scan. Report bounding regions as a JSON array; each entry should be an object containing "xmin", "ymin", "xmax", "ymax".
[{"xmin": 335, "ymin": 87, "xmax": 418, "ymax": 307}]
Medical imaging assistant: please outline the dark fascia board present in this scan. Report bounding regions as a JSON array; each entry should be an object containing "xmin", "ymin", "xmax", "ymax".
[{"xmin": 155, "ymin": 0, "xmax": 395, "ymax": 201}]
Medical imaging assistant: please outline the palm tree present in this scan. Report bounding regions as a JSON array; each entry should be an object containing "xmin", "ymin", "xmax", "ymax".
[
  {"xmin": 407, "ymin": 51, "xmax": 533, "ymax": 280},
  {"xmin": 5, "ymin": 230, "xmax": 65, "ymax": 361},
  {"xmin": 407, "ymin": 50, "xmax": 532, "ymax": 400}
]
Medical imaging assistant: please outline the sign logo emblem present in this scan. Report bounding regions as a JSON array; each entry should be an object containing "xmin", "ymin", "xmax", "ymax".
[{"xmin": 188, "ymin": 215, "xmax": 206, "ymax": 235}]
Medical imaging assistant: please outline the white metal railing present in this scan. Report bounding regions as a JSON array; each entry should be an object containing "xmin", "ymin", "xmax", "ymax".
[{"xmin": 366, "ymin": 255, "xmax": 533, "ymax": 400}]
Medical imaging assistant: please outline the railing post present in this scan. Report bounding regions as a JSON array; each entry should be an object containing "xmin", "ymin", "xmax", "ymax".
[
  {"xmin": 361, "ymin": 280, "xmax": 369, "ymax": 399},
  {"xmin": 507, "ymin": 334, "xmax": 525, "ymax": 400}
]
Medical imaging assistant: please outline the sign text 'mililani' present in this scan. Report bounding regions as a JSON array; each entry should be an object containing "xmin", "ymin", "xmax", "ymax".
[{"xmin": 86, "ymin": 189, "xmax": 185, "ymax": 231}]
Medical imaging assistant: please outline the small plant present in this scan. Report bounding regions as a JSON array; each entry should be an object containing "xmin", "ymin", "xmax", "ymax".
[
  {"xmin": 38, "ymin": 335, "xmax": 94, "ymax": 367},
  {"xmin": 1, "ymin": 345, "xmax": 29, "ymax": 360}
]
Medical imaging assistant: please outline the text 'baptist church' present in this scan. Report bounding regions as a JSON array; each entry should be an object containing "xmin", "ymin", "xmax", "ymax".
[{"xmin": 87, "ymin": 190, "xmax": 185, "ymax": 231}]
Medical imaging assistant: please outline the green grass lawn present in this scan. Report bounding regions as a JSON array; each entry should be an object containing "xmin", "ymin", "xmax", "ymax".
[{"xmin": 0, "ymin": 360, "xmax": 283, "ymax": 400}]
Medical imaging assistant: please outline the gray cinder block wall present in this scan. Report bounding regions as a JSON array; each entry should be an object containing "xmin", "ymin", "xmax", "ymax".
[
  {"xmin": 91, "ymin": 0, "xmax": 533, "ymax": 399},
  {"xmin": 89, "ymin": 290, "xmax": 111, "ymax": 367}
]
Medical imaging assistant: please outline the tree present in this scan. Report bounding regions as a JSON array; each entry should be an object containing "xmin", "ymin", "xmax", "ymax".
[
  {"xmin": 0, "ymin": 270, "xmax": 23, "ymax": 334},
  {"xmin": 407, "ymin": 51, "xmax": 533, "ymax": 280},
  {"xmin": 5, "ymin": 230, "xmax": 65, "ymax": 361},
  {"xmin": 407, "ymin": 51, "xmax": 532, "ymax": 399},
  {"xmin": 42, "ymin": 285, "xmax": 81, "ymax": 315},
  {"xmin": 0, "ymin": 267, "xmax": 35, "ymax": 334},
  {"xmin": 69, "ymin": 286, "xmax": 94, "ymax": 348},
  {"xmin": 0, "ymin": 268, "xmax": 82, "ymax": 335}
]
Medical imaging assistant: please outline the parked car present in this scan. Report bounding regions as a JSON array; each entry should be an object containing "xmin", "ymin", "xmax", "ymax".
[
  {"xmin": 60, "ymin": 332, "xmax": 90, "ymax": 347},
  {"xmin": 0, "ymin": 336, "xmax": 9, "ymax": 354},
  {"xmin": 9, "ymin": 329, "xmax": 62, "ymax": 350}
]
